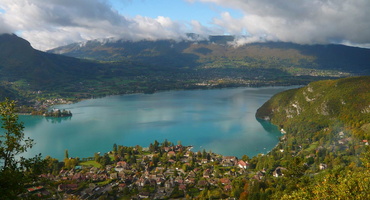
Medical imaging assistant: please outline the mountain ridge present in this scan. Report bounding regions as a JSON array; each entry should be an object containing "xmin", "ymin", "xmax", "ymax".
[
  {"xmin": 48, "ymin": 36, "xmax": 370, "ymax": 75},
  {"xmin": 0, "ymin": 34, "xmax": 102, "ymax": 87}
]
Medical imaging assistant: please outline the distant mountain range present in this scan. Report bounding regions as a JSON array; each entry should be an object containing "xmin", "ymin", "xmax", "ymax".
[
  {"xmin": 49, "ymin": 35, "xmax": 370, "ymax": 75},
  {"xmin": 1, "ymin": 33, "xmax": 370, "ymax": 105}
]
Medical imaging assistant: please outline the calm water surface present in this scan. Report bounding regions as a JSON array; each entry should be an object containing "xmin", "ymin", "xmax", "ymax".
[{"xmin": 19, "ymin": 86, "xmax": 296, "ymax": 160}]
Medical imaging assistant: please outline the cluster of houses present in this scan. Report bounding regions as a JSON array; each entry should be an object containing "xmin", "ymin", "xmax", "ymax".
[
  {"xmin": 34, "ymin": 98, "xmax": 72, "ymax": 110},
  {"xmin": 28, "ymin": 137, "xmax": 357, "ymax": 198},
  {"xmin": 29, "ymin": 145, "xmax": 255, "ymax": 199}
]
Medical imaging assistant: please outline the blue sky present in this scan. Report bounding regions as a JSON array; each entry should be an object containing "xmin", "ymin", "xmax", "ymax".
[
  {"xmin": 110, "ymin": 0, "xmax": 242, "ymax": 26},
  {"xmin": 0, "ymin": 0, "xmax": 369, "ymax": 50}
]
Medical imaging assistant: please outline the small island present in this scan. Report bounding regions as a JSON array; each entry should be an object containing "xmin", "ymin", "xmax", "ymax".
[
  {"xmin": 16, "ymin": 98, "xmax": 74, "ymax": 117},
  {"xmin": 40, "ymin": 108, "xmax": 72, "ymax": 117}
]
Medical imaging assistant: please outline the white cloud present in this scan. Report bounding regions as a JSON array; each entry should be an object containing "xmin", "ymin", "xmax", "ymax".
[
  {"xmin": 193, "ymin": 0, "xmax": 370, "ymax": 46},
  {"xmin": 0, "ymin": 14, "xmax": 13, "ymax": 33},
  {"xmin": 1, "ymin": 0, "xmax": 369, "ymax": 49},
  {"xmin": 0, "ymin": 0, "xmax": 210, "ymax": 50}
]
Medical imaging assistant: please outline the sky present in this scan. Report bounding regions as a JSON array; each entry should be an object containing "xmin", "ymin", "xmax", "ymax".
[{"xmin": 0, "ymin": 0, "xmax": 370, "ymax": 50}]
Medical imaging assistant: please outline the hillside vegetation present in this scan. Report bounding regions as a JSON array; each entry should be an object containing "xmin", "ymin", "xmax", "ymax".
[
  {"xmin": 253, "ymin": 76, "xmax": 370, "ymax": 199},
  {"xmin": 49, "ymin": 36, "xmax": 370, "ymax": 76},
  {"xmin": 256, "ymin": 76, "xmax": 370, "ymax": 139}
]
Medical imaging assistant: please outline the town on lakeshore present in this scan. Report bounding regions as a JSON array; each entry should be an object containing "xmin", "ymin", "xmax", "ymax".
[
  {"xmin": 27, "ymin": 140, "xmax": 256, "ymax": 199},
  {"xmin": 17, "ymin": 76, "xmax": 370, "ymax": 200}
]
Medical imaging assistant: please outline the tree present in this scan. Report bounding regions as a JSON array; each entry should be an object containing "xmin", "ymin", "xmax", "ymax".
[
  {"xmin": 0, "ymin": 99, "xmax": 46, "ymax": 198},
  {"xmin": 99, "ymin": 153, "xmax": 111, "ymax": 167},
  {"xmin": 242, "ymin": 155, "xmax": 250, "ymax": 162},
  {"xmin": 202, "ymin": 149, "xmax": 207, "ymax": 159},
  {"xmin": 65, "ymin": 149, "xmax": 69, "ymax": 159},
  {"xmin": 94, "ymin": 152, "xmax": 101, "ymax": 162},
  {"xmin": 113, "ymin": 143, "xmax": 118, "ymax": 153},
  {"xmin": 45, "ymin": 156, "xmax": 60, "ymax": 175},
  {"xmin": 64, "ymin": 158, "xmax": 78, "ymax": 169},
  {"xmin": 0, "ymin": 99, "xmax": 34, "ymax": 169}
]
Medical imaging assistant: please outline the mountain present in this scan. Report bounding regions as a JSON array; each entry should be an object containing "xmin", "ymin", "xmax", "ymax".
[
  {"xmin": 49, "ymin": 36, "xmax": 370, "ymax": 76},
  {"xmin": 0, "ymin": 33, "xmax": 130, "ymax": 106},
  {"xmin": 0, "ymin": 34, "xmax": 102, "ymax": 89},
  {"xmin": 252, "ymin": 76, "xmax": 370, "ymax": 199},
  {"xmin": 256, "ymin": 76, "xmax": 370, "ymax": 137},
  {"xmin": 0, "ymin": 34, "xmax": 319, "ymax": 105}
]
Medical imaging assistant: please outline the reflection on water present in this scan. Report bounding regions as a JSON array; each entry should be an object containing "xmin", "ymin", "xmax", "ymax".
[
  {"xmin": 45, "ymin": 116, "xmax": 72, "ymax": 124},
  {"xmin": 256, "ymin": 118, "xmax": 280, "ymax": 133},
  {"xmin": 16, "ymin": 86, "xmax": 297, "ymax": 160}
]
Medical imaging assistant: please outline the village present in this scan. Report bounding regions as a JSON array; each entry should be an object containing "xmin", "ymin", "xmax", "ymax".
[
  {"xmin": 24, "ymin": 130, "xmax": 359, "ymax": 199},
  {"xmin": 22, "ymin": 122, "xmax": 365, "ymax": 200},
  {"xmin": 26, "ymin": 141, "xmax": 258, "ymax": 199}
]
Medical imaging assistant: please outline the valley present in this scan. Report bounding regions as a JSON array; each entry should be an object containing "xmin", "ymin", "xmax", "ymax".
[
  {"xmin": 1, "ymin": 34, "xmax": 370, "ymax": 114},
  {"xmin": 0, "ymin": 33, "xmax": 369, "ymax": 199}
]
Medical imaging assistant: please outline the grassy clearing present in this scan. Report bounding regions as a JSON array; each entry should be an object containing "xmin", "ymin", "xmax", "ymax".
[
  {"xmin": 79, "ymin": 160, "xmax": 102, "ymax": 168},
  {"xmin": 97, "ymin": 179, "xmax": 112, "ymax": 186},
  {"xmin": 305, "ymin": 141, "xmax": 319, "ymax": 152},
  {"xmin": 361, "ymin": 123, "xmax": 370, "ymax": 134}
]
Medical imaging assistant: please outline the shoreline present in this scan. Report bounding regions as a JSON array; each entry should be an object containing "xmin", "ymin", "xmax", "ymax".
[{"xmin": 55, "ymin": 84, "xmax": 305, "ymax": 108}]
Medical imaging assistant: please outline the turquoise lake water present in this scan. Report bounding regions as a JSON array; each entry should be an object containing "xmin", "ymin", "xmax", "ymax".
[{"xmin": 18, "ymin": 86, "xmax": 296, "ymax": 160}]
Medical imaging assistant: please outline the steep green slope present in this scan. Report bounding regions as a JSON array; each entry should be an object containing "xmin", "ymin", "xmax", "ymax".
[
  {"xmin": 0, "ymin": 34, "xmax": 107, "ymax": 92},
  {"xmin": 256, "ymin": 76, "xmax": 370, "ymax": 139},
  {"xmin": 253, "ymin": 76, "xmax": 370, "ymax": 199}
]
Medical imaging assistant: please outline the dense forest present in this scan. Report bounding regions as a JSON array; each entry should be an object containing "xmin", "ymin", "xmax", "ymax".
[{"xmin": 254, "ymin": 76, "xmax": 370, "ymax": 199}]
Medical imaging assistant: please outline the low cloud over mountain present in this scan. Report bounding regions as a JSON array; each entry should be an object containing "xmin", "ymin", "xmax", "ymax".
[
  {"xmin": 193, "ymin": 0, "xmax": 370, "ymax": 47},
  {"xmin": 1, "ymin": 0, "xmax": 369, "ymax": 50}
]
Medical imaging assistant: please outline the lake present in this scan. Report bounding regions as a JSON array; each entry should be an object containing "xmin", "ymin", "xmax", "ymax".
[{"xmin": 18, "ymin": 86, "xmax": 296, "ymax": 160}]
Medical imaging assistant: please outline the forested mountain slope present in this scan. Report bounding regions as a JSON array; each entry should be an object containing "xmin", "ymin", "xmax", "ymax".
[
  {"xmin": 253, "ymin": 76, "xmax": 370, "ymax": 199},
  {"xmin": 256, "ymin": 76, "xmax": 370, "ymax": 139},
  {"xmin": 49, "ymin": 36, "xmax": 370, "ymax": 76}
]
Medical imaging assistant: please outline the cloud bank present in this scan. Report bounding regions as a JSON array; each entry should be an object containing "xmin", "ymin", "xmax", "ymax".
[
  {"xmin": 1, "ymin": 0, "xmax": 370, "ymax": 50},
  {"xmin": 193, "ymin": 0, "xmax": 370, "ymax": 47},
  {"xmin": 0, "ymin": 0, "xmax": 218, "ymax": 50}
]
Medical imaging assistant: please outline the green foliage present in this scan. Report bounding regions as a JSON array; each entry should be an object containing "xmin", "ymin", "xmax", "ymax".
[
  {"xmin": 257, "ymin": 76, "xmax": 370, "ymax": 139},
  {"xmin": 64, "ymin": 158, "xmax": 79, "ymax": 169},
  {"xmin": 281, "ymin": 166, "xmax": 370, "ymax": 200},
  {"xmin": 44, "ymin": 156, "xmax": 60, "ymax": 175},
  {"xmin": 49, "ymin": 36, "xmax": 370, "ymax": 76},
  {"xmin": 252, "ymin": 76, "xmax": 370, "ymax": 199},
  {"xmin": 0, "ymin": 99, "xmax": 34, "ymax": 169},
  {"xmin": 79, "ymin": 160, "xmax": 102, "ymax": 168},
  {"xmin": 0, "ymin": 99, "xmax": 46, "ymax": 198}
]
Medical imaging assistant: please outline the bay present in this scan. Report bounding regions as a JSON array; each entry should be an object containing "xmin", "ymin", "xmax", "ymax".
[{"xmin": 18, "ymin": 86, "xmax": 297, "ymax": 160}]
